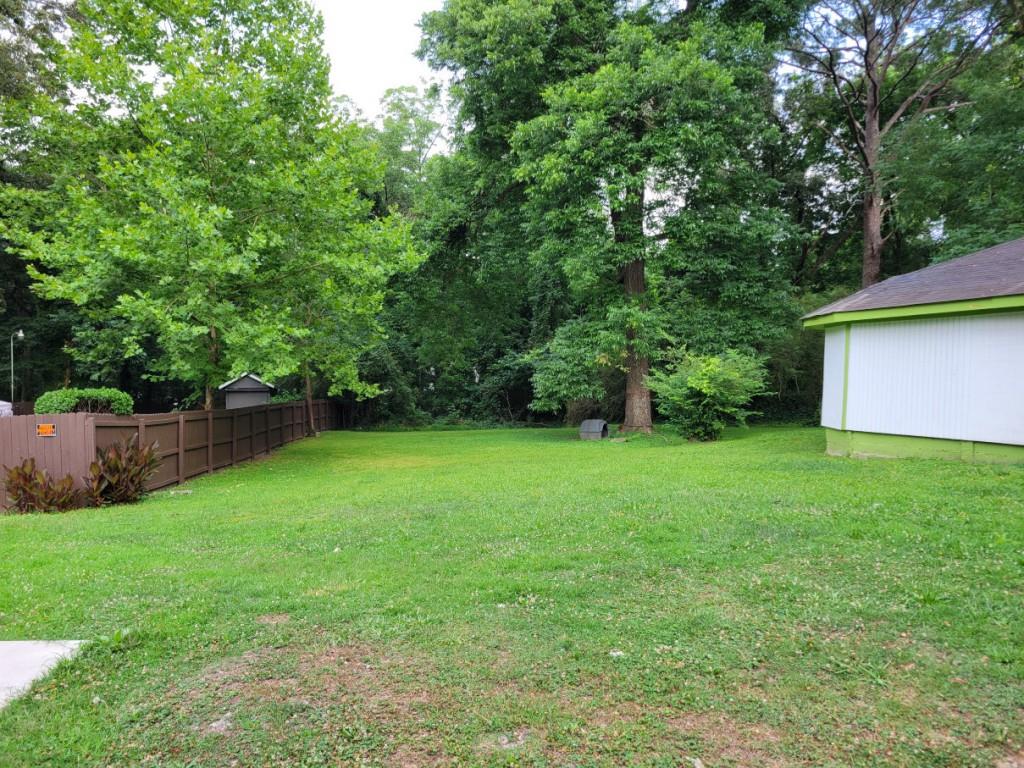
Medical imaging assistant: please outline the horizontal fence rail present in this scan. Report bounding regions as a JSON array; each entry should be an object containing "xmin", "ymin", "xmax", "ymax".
[{"xmin": 0, "ymin": 400, "xmax": 337, "ymax": 504}]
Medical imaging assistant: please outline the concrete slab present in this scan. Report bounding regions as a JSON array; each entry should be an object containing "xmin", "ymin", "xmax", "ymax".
[{"xmin": 0, "ymin": 641, "xmax": 82, "ymax": 708}]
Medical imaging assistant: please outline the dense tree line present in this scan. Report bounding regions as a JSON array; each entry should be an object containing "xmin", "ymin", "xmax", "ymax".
[
  {"xmin": 359, "ymin": 0, "xmax": 1020, "ymax": 427},
  {"xmin": 1, "ymin": 0, "xmax": 1021, "ymax": 426}
]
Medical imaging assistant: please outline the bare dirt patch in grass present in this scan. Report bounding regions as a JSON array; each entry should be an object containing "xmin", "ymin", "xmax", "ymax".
[
  {"xmin": 474, "ymin": 726, "xmax": 537, "ymax": 752},
  {"xmin": 143, "ymin": 641, "xmax": 1000, "ymax": 767},
  {"xmin": 667, "ymin": 711, "xmax": 790, "ymax": 767},
  {"xmin": 294, "ymin": 644, "xmax": 439, "ymax": 714},
  {"xmin": 254, "ymin": 612, "xmax": 290, "ymax": 625},
  {"xmin": 150, "ymin": 642, "xmax": 450, "ymax": 767}
]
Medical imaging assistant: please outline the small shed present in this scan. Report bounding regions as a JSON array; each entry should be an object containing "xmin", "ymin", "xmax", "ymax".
[
  {"xmin": 219, "ymin": 373, "xmax": 275, "ymax": 410},
  {"xmin": 803, "ymin": 237, "xmax": 1024, "ymax": 463}
]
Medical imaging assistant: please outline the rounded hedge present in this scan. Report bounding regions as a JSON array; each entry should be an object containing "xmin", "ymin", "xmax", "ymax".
[{"xmin": 35, "ymin": 387, "xmax": 134, "ymax": 416}]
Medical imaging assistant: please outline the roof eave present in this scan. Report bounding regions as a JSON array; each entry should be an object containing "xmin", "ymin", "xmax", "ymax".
[
  {"xmin": 218, "ymin": 373, "xmax": 276, "ymax": 391},
  {"xmin": 803, "ymin": 294, "xmax": 1024, "ymax": 329}
]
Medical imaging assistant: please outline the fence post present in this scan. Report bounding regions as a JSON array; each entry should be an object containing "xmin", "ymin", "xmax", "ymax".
[
  {"xmin": 207, "ymin": 410, "xmax": 213, "ymax": 473},
  {"xmin": 177, "ymin": 413, "xmax": 185, "ymax": 485},
  {"xmin": 138, "ymin": 419, "xmax": 146, "ymax": 451},
  {"xmin": 85, "ymin": 415, "xmax": 96, "ymax": 471},
  {"xmin": 231, "ymin": 412, "xmax": 237, "ymax": 466}
]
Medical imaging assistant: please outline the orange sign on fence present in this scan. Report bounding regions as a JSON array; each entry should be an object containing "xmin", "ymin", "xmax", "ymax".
[{"xmin": 36, "ymin": 423, "xmax": 57, "ymax": 437}]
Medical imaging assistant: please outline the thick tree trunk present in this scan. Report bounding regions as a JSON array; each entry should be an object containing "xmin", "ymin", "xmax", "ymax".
[
  {"xmin": 621, "ymin": 257, "xmax": 652, "ymax": 434},
  {"xmin": 304, "ymin": 365, "xmax": 316, "ymax": 436},
  {"xmin": 862, "ymin": 184, "xmax": 884, "ymax": 287},
  {"xmin": 204, "ymin": 385, "xmax": 213, "ymax": 411},
  {"xmin": 611, "ymin": 177, "xmax": 653, "ymax": 434}
]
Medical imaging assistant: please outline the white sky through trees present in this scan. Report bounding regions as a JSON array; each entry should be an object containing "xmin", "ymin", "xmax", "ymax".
[{"xmin": 310, "ymin": 0, "xmax": 444, "ymax": 121}]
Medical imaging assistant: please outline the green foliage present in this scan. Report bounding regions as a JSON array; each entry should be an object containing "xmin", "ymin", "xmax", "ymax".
[
  {"xmin": 527, "ymin": 320, "xmax": 607, "ymax": 415},
  {"xmin": 3, "ymin": 458, "xmax": 80, "ymax": 513},
  {"xmin": 647, "ymin": 348, "xmax": 767, "ymax": 440},
  {"xmin": 4, "ymin": 0, "xmax": 1019, "ymax": 426},
  {"xmin": 83, "ymin": 437, "xmax": 160, "ymax": 506},
  {"xmin": 0, "ymin": 0, "xmax": 68, "ymax": 103},
  {"xmin": 759, "ymin": 290, "xmax": 849, "ymax": 420},
  {"xmin": 511, "ymin": 19, "xmax": 794, "ymax": 420},
  {"xmin": 886, "ymin": 43, "xmax": 1024, "ymax": 260},
  {"xmin": 35, "ymin": 387, "xmax": 133, "ymax": 415},
  {"xmin": 375, "ymin": 85, "xmax": 444, "ymax": 214},
  {"xmin": 2, "ymin": 0, "xmax": 416, "ymax": 407},
  {"xmin": 269, "ymin": 390, "xmax": 304, "ymax": 405}
]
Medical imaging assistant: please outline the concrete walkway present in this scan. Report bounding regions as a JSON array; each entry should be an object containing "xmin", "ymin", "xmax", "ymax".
[{"xmin": 0, "ymin": 641, "xmax": 82, "ymax": 708}]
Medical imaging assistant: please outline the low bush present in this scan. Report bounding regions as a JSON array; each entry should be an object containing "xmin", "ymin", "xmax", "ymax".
[
  {"xmin": 35, "ymin": 387, "xmax": 134, "ymax": 415},
  {"xmin": 3, "ymin": 459, "xmax": 81, "ymax": 513},
  {"xmin": 270, "ymin": 390, "xmax": 304, "ymax": 404},
  {"xmin": 647, "ymin": 349, "xmax": 767, "ymax": 441},
  {"xmin": 84, "ymin": 437, "xmax": 161, "ymax": 506},
  {"xmin": 3, "ymin": 437, "xmax": 160, "ymax": 513}
]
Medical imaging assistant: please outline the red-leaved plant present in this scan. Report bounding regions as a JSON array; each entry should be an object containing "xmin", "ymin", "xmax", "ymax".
[
  {"xmin": 84, "ymin": 437, "xmax": 160, "ymax": 507},
  {"xmin": 3, "ymin": 458, "xmax": 81, "ymax": 514}
]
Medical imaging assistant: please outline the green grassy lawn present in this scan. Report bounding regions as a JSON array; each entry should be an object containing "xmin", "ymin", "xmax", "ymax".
[{"xmin": 1, "ymin": 426, "xmax": 1022, "ymax": 767}]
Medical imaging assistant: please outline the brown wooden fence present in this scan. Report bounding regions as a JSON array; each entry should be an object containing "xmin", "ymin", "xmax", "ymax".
[{"xmin": 0, "ymin": 400, "xmax": 337, "ymax": 504}]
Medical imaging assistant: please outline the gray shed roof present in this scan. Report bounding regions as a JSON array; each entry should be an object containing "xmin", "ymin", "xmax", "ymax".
[
  {"xmin": 804, "ymin": 237, "xmax": 1024, "ymax": 320},
  {"xmin": 218, "ymin": 373, "xmax": 276, "ymax": 392}
]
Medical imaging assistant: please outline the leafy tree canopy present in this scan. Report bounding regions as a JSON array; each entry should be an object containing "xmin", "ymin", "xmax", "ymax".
[{"xmin": 1, "ymin": 0, "xmax": 417, "ymax": 408}]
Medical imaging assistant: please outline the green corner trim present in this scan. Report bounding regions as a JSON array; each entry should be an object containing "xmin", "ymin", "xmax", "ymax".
[
  {"xmin": 803, "ymin": 294, "xmax": 1024, "ymax": 328},
  {"xmin": 825, "ymin": 428, "xmax": 1024, "ymax": 464}
]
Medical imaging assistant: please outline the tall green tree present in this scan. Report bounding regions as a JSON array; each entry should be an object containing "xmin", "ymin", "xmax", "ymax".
[
  {"xmin": 0, "ymin": 0, "xmax": 80, "ymax": 401},
  {"xmin": 2, "ymin": 0, "xmax": 415, "ymax": 410},
  {"xmin": 403, "ymin": 0, "xmax": 615, "ymax": 423},
  {"xmin": 787, "ymin": 0, "xmax": 1000, "ymax": 286},
  {"xmin": 514, "ymin": 17, "xmax": 795, "ymax": 431},
  {"xmin": 375, "ymin": 85, "xmax": 445, "ymax": 215},
  {"xmin": 418, "ymin": 1, "xmax": 802, "ymax": 429},
  {"xmin": 885, "ymin": 40, "xmax": 1024, "ymax": 257}
]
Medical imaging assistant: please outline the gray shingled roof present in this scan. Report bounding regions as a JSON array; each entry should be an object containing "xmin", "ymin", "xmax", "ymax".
[{"xmin": 804, "ymin": 237, "xmax": 1024, "ymax": 319}]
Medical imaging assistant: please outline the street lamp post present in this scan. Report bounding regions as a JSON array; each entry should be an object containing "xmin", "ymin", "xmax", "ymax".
[{"xmin": 10, "ymin": 329, "xmax": 24, "ymax": 404}]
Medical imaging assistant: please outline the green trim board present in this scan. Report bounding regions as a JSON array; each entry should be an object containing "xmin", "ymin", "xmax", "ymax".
[
  {"xmin": 825, "ymin": 428, "xmax": 1024, "ymax": 464},
  {"xmin": 803, "ymin": 294, "xmax": 1024, "ymax": 328}
]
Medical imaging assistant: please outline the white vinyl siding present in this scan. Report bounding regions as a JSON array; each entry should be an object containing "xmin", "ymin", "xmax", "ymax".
[
  {"xmin": 820, "ymin": 326, "xmax": 846, "ymax": 429},
  {"xmin": 840, "ymin": 312, "xmax": 1024, "ymax": 446}
]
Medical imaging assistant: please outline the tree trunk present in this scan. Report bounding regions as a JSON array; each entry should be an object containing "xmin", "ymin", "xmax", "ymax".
[
  {"xmin": 621, "ymin": 258, "xmax": 652, "ymax": 434},
  {"xmin": 862, "ymin": 184, "xmax": 884, "ymax": 287},
  {"xmin": 205, "ymin": 325, "xmax": 220, "ymax": 411},
  {"xmin": 861, "ymin": 12, "xmax": 884, "ymax": 288},
  {"xmin": 304, "ymin": 364, "xmax": 316, "ymax": 436},
  {"xmin": 611, "ymin": 178, "xmax": 653, "ymax": 434}
]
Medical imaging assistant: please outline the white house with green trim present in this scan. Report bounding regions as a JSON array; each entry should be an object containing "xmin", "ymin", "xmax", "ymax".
[{"xmin": 804, "ymin": 237, "xmax": 1024, "ymax": 463}]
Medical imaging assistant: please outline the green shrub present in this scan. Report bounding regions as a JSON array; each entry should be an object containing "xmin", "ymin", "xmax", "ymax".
[
  {"xmin": 647, "ymin": 349, "xmax": 767, "ymax": 441},
  {"xmin": 84, "ymin": 437, "xmax": 161, "ymax": 506},
  {"xmin": 270, "ymin": 390, "xmax": 304, "ymax": 404},
  {"xmin": 35, "ymin": 387, "xmax": 134, "ymax": 416},
  {"xmin": 3, "ymin": 459, "xmax": 82, "ymax": 513}
]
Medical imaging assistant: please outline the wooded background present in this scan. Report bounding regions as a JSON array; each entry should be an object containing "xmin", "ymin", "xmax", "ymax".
[{"xmin": 1, "ymin": 0, "xmax": 1020, "ymax": 427}]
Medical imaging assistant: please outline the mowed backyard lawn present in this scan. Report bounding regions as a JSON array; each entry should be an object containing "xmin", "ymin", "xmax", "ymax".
[{"xmin": 1, "ymin": 427, "xmax": 1022, "ymax": 767}]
